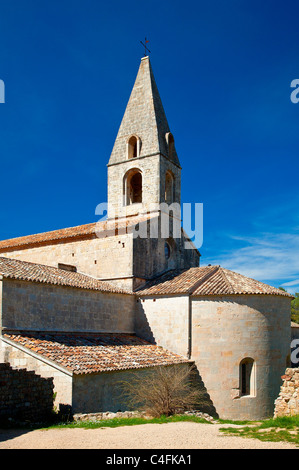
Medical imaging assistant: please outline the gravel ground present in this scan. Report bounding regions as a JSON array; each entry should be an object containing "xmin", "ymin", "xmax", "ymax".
[{"xmin": 0, "ymin": 422, "xmax": 298, "ymax": 449}]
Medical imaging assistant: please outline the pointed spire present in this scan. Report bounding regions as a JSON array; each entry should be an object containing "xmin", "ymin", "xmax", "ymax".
[{"xmin": 108, "ymin": 56, "xmax": 181, "ymax": 167}]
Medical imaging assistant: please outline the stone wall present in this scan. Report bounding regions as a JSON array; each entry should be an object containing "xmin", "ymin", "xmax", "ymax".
[
  {"xmin": 0, "ymin": 233, "xmax": 134, "ymax": 287},
  {"xmin": 108, "ymin": 155, "xmax": 182, "ymax": 219},
  {"xmin": 0, "ymin": 362, "xmax": 54, "ymax": 422},
  {"xmin": 135, "ymin": 295, "xmax": 190, "ymax": 357},
  {"xmin": 72, "ymin": 364, "xmax": 192, "ymax": 414},
  {"xmin": 190, "ymin": 295, "xmax": 291, "ymax": 420},
  {"xmin": 108, "ymin": 155, "xmax": 162, "ymax": 219},
  {"xmin": 73, "ymin": 368, "xmax": 151, "ymax": 413},
  {"xmin": 136, "ymin": 293, "xmax": 292, "ymax": 421},
  {"xmin": 0, "ymin": 223, "xmax": 199, "ymax": 291},
  {"xmin": 133, "ymin": 223, "xmax": 199, "ymax": 283},
  {"xmin": 274, "ymin": 368, "xmax": 299, "ymax": 417},
  {"xmin": 1, "ymin": 278, "xmax": 135, "ymax": 334}
]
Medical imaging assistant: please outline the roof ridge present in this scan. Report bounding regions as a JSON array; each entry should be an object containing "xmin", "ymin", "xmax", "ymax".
[
  {"xmin": 188, "ymin": 265, "xmax": 220, "ymax": 295},
  {"xmin": 0, "ymin": 256, "xmax": 63, "ymax": 271},
  {"xmin": 219, "ymin": 266, "xmax": 294, "ymax": 297},
  {"xmin": 217, "ymin": 266, "xmax": 237, "ymax": 294},
  {"xmin": 0, "ymin": 222, "xmax": 97, "ymax": 251},
  {"xmin": 134, "ymin": 268, "xmax": 187, "ymax": 291},
  {"xmin": 0, "ymin": 221, "xmax": 96, "ymax": 241},
  {"xmin": 0, "ymin": 256, "xmax": 100, "ymax": 280},
  {"xmin": 0, "ymin": 214, "xmax": 158, "ymax": 251}
]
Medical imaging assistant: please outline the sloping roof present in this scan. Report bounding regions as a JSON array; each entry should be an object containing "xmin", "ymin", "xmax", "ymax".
[
  {"xmin": 3, "ymin": 332, "xmax": 190, "ymax": 374},
  {"xmin": 135, "ymin": 266, "xmax": 218, "ymax": 295},
  {"xmin": 0, "ymin": 213, "xmax": 154, "ymax": 252},
  {"xmin": 0, "ymin": 223, "xmax": 97, "ymax": 251},
  {"xmin": 192, "ymin": 267, "xmax": 293, "ymax": 297},
  {"xmin": 0, "ymin": 257, "xmax": 130, "ymax": 294},
  {"xmin": 136, "ymin": 265, "xmax": 293, "ymax": 298},
  {"xmin": 291, "ymin": 321, "xmax": 299, "ymax": 328}
]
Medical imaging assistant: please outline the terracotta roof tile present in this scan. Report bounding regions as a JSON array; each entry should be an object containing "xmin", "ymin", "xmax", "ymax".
[
  {"xmin": 135, "ymin": 266, "xmax": 217, "ymax": 295},
  {"xmin": 0, "ymin": 257, "xmax": 130, "ymax": 294},
  {"xmin": 136, "ymin": 266, "xmax": 293, "ymax": 298},
  {"xmin": 0, "ymin": 214, "xmax": 154, "ymax": 251},
  {"xmin": 3, "ymin": 333, "xmax": 190, "ymax": 374},
  {"xmin": 0, "ymin": 223, "xmax": 97, "ymax": 251},
  {"xmin": 192, "ymin": 267, "xmax": 293, "ymax": 297}
]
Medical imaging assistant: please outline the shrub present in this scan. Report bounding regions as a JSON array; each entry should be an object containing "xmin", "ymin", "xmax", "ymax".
[{"xmin": 119, "ymin": 364, "xmax": 204, "ymax": 418}]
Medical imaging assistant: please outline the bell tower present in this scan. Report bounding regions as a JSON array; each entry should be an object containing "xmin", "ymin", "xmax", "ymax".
[
  {"xmin": 107, "ymin": 56, "xmax": 182, "ymax": 221},
  {"xmin": 105, "ymin": 56, "xmax": 200, "ymax": 288}
]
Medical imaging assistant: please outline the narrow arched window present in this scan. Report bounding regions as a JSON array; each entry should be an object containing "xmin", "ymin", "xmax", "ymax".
[
  {"xmin": 166, "ymin": 132, "xmax": 175, "ymax": 159},
  {"xmin": 240, "ymin": 358, "xmax": 255, "ymax": 396},
  {"xmin": 130, "ymin": 172, "xmax": 142, "ymax": 203},
  {"xmin": 127, "ymin": 136, "xmax": 139, "ymax": 159},
  {"xmin": 124, "ymin": 169, "xmax": 142, "ymax": 205},
  {"xmin": 165, "ymin": 171, "xmax": 174, "ymax": 204}
]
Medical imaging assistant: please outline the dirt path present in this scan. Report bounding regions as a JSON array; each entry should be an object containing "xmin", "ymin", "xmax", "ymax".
[{"xmin": 0, "ymin": 422, "xmax": 298, "ymax": 449}]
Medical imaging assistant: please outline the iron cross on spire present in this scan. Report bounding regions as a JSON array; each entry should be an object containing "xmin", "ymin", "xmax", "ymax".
[{"xmin": 140, "ymin": 37, "xmax": 151, "ymax": 57}]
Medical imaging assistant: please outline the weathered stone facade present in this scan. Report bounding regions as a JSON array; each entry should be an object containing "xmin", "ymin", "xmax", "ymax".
[
  {"xmin": 190, "ymin": 295, "xmax": 291, "ymax": 420},
  {"xmin": 274, "ymin": 368, "xmax": 299, "ymax": 417},
  {"xmin": 136, "ymin": 293, "xmax": 291, "ymax": 420},
  {"xmin": 1, "ymin": 277, "xmax": 135, "ymax": 334},
  {"xmin": 0, "ymin": 223, "xmax": 199, "ymax": 292},
  {"xmin": 135, "ymin": 295, "xmax": 190, "ymax": 357},
  {"xmin": 0, "ymin": 233, "xmax": 135, "ymax": 290},
  {"xmin": 72, "ymin": 365, "xmax": 183, "ymax": 414}
]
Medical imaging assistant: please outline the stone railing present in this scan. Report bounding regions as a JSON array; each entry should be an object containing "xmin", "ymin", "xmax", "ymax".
[{"xmin": 274, "ymin": 368, "xmax": 299, "ymax": 417}]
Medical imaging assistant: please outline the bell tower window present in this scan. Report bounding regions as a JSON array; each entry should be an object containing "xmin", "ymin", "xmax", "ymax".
[
  {"xmin": 165, "ymin": 132, "xmax": 175, "ymax": 159},
  {"xmin": 127, "ymin": 135, "xmax": 140, "ymax": 159},
  {"xmin": 124, "ymin": 169, "xmax": 143, "ymax": 205}
]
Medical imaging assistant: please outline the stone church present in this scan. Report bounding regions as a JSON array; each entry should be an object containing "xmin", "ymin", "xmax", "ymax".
[{"xmin": 0, "ymin": 56, "xmax": 293, "ymax": 420}]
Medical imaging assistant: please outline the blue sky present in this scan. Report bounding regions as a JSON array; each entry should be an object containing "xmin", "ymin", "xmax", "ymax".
[{"xmin": 0, "ymin": 0, "xmax": 298, "ymax": 292}]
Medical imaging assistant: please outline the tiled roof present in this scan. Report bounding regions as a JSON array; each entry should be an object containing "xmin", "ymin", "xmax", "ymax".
[
  {"xmin": 0, "ymin": 257, "xmax": 130, "ymax": 294},
  {"xmin": 135, "ymin": 266, "xmax": 218, "ymax": 295},
  {"xmin": 3, "ymin": 332, "xmax": 190, "ymax": 374},
  {"xmin": 136, "ymin": 266, "xmax": 293, "ymax": 298},
  {"xmin": 0, "ymin": 213, "xmax": 154, "ymax": 251}
]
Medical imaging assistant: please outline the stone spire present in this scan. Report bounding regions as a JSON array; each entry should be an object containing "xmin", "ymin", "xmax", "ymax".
[{"xmin": 108, "ymin": 56, "xmax": 181, "ymax": 167}]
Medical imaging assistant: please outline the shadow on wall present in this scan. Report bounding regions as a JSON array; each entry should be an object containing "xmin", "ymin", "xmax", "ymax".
[
  {"xmin": 134, "ymin": 303, "xmax": 218, "ymax": 417},
  {"xmin": 134, "ymin": 300, "xmax": 156, "ymax": 344},
  {"xmin": 191, "ymin": 366, "xmax": 218, "ymax": 418},
  {"xmin": 0, "ymin": 362, "xmax": 54, "ymax": 425}
]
